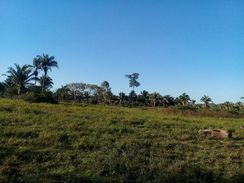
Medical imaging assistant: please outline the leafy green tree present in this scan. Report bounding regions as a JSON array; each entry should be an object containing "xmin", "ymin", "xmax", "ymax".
[
  {"xmin": 201, "ymin": 95, "xmax": 212, "ymax": 108},
  {"xmin": 125, "ymin": 73, "xmax": 140, "ymax": 91},
  {"xmin": 65, "ymin": 83, "xmax": 86, "ymax": 102},
  {"xmin": 55, "ymin": 86, "xmax": 70, "ymax": 101},
  {"xmin": 3, "ymin": 64, "xmax": 35, "ymax": 95}
]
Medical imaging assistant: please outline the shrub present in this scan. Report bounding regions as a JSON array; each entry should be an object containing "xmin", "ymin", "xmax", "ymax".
[{"xmin": 18, "ymin": 91, "xmax": 58, "ymax": 104}]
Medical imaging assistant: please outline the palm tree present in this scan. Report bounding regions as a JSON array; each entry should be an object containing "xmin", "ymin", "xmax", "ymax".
[
  {"xmin": 33, "ymin": 58, "xmax": 42, "ymax": 85},
  {"xmin": 222, "ymin": 101, "xmax": 234, "ymax": 110},
  {"xmin": 162, "ymin": 95, "xmax": 175, "ymax": 107},
  {"xmin": 38, "ymin": 75, "xmax": 54, "ymax": 92},
  {"xmin": 139, "ymin": 90, "xmax": 149, "ymax": 105},
  {"xmin": 234, "ymin": 102, "xmax": 243, "ymax": 112},
  {"xmin": 149, "ymin": 92, "xmax": 161, "ymax": 107},
  {"xmin": 178, "ymin": 93, "xmax": 191, "ymax": 106},
  {"xmin": 201, "ymin": 95, "xmax": 212, "ymax": 108},
  {"xmin": 34, "ymin": 54, "xmax": 58, "ymax": 77},
  {"xmin": 3, "ymin": 64, "xmax": 35, "ymax": 95},
  {"xmin": 119, "ymin": 92, "xmax": 126, "ymax": 104}
]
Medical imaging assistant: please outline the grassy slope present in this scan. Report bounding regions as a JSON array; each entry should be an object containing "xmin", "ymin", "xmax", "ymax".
[{"xmin": 0, "ymin": 99, "xmax": 243, "ymax": 183}]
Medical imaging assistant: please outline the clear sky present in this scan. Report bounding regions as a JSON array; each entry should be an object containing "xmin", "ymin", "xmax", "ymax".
[{"xmin": 0, "ymin": 0, "xmax": 244, "ymax": 103}]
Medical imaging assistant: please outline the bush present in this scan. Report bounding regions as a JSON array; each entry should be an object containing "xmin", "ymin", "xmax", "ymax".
[
  {"xmin": 0, "ymin": 82, "xmax": 5, "ymax": 97},
  {"xmin": 18, "ymin": 91, "xmax": 58, "ymax": 104},
  {"xmin": 3, "ymin": 87, "xmax": 18, "ymax": 98},
  {"xmin": 173, "ymin": 105, "xmax": 197, "ymax": 112}
]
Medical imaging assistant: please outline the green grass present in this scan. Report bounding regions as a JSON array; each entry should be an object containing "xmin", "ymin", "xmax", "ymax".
[{"xmin": 0, "ymin": 99, "xmax": 243, "ymax": 183}]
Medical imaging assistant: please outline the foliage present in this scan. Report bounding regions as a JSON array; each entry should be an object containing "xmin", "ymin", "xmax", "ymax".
[
  {"xmin": 100, "ymin": 81, "xmax": 113, "ymax": 104},
  {"xmin": 125, "ymin": 73, "xmax": 140, "ymax": 90},
  {"xmin": 149, "ymin": 92, "xmax": 161, "ymax": 107},
  {"xmin": 33, "ymin": 54, "xmax": 58, "ymax": 77},
  {"xmin": 55, "ymin": 85, "xmax": 70, "ymax": 101},
  {"xmin": 1, "ymin": 58, "xmax": 243, "ymax": 112},
  {"xmin": 0, "ymin": 54, "xmax": 58, "ymax": 96},
  {"xmin": 178, "ymin": 93, "xmax": 191, "ymax": 106},
  {"xmin": 0, "ymin": 82, "xmax": 5, "ymax": 96},
  {"xmin": 32, "ymin": 57, "xmax": 42, "ymax": 81},
  {"xmin": 201, "ymin": 95, "xmax": 212, "ymax": 108},
  {"xmin": 3, "ymin": 64, "xmax": 36, "ymax": 95},
  {"xmin": 18, "ymin": 91, "xmax": 57, "ymax": 104},
  {"xmin": 38, "ymin": 75, "xmax": 54, "ymax": 92}
]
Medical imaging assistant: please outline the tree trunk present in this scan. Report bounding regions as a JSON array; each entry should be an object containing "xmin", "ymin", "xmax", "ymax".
[{"xmin": 18, "ymin": 87, "xmax": 21, "ymax": 95}]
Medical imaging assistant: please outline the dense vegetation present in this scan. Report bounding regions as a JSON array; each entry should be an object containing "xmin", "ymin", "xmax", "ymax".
[
  {"xmin": 0, "ymin": 99, "xmax": 243, "ymax": 182},
  {"xmin": 1, "ymin": 54, "xmax": 244, "ymax": 113}
]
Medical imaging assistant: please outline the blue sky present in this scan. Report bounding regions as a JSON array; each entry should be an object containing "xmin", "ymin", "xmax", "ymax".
[{"xmin": 0, "ymin": 0, "xmax": 243, "ymax": 103}]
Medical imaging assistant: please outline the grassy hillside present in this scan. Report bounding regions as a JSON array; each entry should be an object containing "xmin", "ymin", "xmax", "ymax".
[{"xmin": 0, "ymin": 99, "xmax": 243, "ymax": 183}]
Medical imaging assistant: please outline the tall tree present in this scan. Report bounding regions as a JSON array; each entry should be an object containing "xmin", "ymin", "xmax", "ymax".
[
  {"xmin": 55, "ymin": 86, "xmax": 70, "ymax": 101},
  {"xmin": 162, "ymin": 95, "xmax": 175, "ymax": 107},
  {"xmin": 149, "ymin": 92, "xmax": 161, "ymax": 107},
  {"xmin": 34, "ymin": 54, "xmax": 58, "ymax": 77},
  {"xmin": 178, "ymin": 93, "xmax": 191, "ymax": 106},
  {"xmin": 3, "ymin": 64, "xmax": 35, "ymax": 95},
  {"xmin": 222, "ymin": 101, "xmax": 234, "ymax": 110},
  {"xmin": 141, "ymin": 90, "xmax": 149, "ymax": 99},
  {"xmin": 201, "ymin": 95, "xmax": 212, "ymax": 108},
  {"xmin": 66, "ymin": 83, "xmax": 86, "ymax": 102},
  {"xmin": 129, "ymin": 90, "xmax": 137, "ymax": 102},
  {"xmin": 100, "ymin": 81, "xmax": 112, "ymax": 104},
  {"xmin": 125, "ymin": 73, "xmax": 140, "ymax": 91},
  {"xmin": 119, "ymin": 92, "xmax": 126, "ymax": 104},
  {"xmin": 33, "ymin": 57, "xmax": 42, "ymax": 85},
  {"xmin": 138, "ymin": 90, "xmax": 149, "ymax": 105}
]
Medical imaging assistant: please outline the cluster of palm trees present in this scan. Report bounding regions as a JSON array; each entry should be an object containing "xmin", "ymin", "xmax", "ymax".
[{"xmin": 0, "ymin": 54, "xmax": 58, "ymax": 96}]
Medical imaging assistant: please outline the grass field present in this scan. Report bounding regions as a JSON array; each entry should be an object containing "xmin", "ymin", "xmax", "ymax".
[{"xmin": 0, "ymin": 99, "xmax": 243, "ymax": 183}]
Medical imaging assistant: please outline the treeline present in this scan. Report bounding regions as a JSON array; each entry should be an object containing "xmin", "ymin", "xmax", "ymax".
[
  {"xmin": 55, "ymin": 82, "xmax": 243, "ymax": 112},
  {"xmin": 0, "ymin": 54, "xmax": 243, "ymax": 113}
]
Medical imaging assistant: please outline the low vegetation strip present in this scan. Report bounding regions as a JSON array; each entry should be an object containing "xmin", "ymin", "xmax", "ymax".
[{"xmin": 0, "ymin": 99, "xmax": 244, "ymax": 182}]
